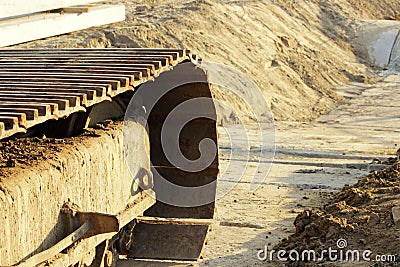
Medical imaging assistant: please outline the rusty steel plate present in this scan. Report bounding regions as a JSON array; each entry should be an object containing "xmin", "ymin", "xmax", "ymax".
[{"xmin": 0, "ymin": 48, "xmax": 195, "ymax": 139}]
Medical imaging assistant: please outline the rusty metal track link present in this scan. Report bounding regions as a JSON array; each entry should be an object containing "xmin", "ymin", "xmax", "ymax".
[{"xmin": 0, "ymin": 48, "xmax": 193, "ymax": 139}]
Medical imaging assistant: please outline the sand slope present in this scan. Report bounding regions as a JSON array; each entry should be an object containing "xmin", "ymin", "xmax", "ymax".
[{"xmin": 14, "ymin": 0, "xmax": 400, "ymax": 121}]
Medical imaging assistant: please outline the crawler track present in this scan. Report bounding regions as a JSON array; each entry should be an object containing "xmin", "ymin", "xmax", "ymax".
[
  {"xmin": 0, "ymin": 48, "xmax": 195, "ymax": 139},
  {"xmin": 0, "ymin": 49, "xmax": 218, "ymax": 265}
]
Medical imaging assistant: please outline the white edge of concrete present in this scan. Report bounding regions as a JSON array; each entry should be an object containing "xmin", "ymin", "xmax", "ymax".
[
  {"xmin": 0, "ymin": 4, "xmax": 126, "ymax": 47},
  {"xmin": 0, "ymin": 0, "xmax": 103, "ymax": 19}
]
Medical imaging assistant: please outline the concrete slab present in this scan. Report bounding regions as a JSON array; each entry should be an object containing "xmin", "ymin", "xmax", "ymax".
[
  {"xmin": 0, "ymin": 0, "xmax": 101, "ymax": 19},
  {"xmin": 354, "ymin": 20, "xmax": 400, "ymax": 68},
  {"xmin": 0, "ymin": 4, "xmax": 125, "ymax": 47}
]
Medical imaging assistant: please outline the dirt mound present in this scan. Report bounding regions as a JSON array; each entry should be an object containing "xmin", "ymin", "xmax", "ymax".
[
  {"xmin": 0, "ymin": 121, "xmax": 116, "ymax": 179},
  {"xmin": 0, "ymin": 138, "xmax": 68, "ymax": 177},
  {"xmin": 278, "ymin": 162, "xmax": 400, "ymax": 265},
  {"xmin": 14, "ymin": 0, "xmax": 400, "ymax": 122}
]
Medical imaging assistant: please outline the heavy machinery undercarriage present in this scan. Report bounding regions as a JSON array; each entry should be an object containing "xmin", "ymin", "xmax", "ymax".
[{"xmin": 0, "ymin": 48, "xmax": 219, "ymax": 266}]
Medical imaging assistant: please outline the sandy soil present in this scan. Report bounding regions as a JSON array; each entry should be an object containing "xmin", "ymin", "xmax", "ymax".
[
  {"xmin": 0, "ymin": 121, "xmax": 115, "ymax": 178},
  {"xmin": 190, "ymin": 72, "xmax": 398, "ymax": 267},
  {"xmin": 278, "ymin": 161, "xmax": 400, "ymax": 266},
  {"xmin": 16, "ymin": 0, "xmax": 400, "ymax": 122}
]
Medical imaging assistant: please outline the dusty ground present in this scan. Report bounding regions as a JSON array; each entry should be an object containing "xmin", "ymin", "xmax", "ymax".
[
  {"xmin": 278, "ymin": 162, "xmax": 400, "ymax": 266},
  {"xmin": 5, "ymin": 0, "xmax": 400, "ymax": 266},
  {"xmin": 200, "ymin": 76, "xmax": 400, "ymax": 267}
]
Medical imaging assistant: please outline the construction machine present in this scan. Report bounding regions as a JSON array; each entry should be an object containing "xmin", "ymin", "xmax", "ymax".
[{"xmin": 0, "ymin": 48, "xmax": 219, "ymax": 266}]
